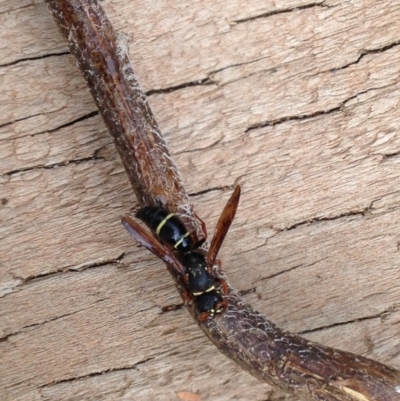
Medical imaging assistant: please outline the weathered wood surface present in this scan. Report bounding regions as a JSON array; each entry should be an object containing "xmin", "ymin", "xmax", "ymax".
[{"xmin": 1, "ymin": 1, "xmax": 400, "ymax": 400}]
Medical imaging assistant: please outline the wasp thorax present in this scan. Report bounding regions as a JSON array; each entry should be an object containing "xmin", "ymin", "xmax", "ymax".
[{"xmin": 183, "ymin": 252, "xmax": 215, "ymax": 294}]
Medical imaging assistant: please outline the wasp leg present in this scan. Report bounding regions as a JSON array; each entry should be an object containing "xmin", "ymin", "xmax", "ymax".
[
  {"xmin": 194, "ymin": 210, "xmax": 208, "ymax": 239},
  {"xmin": 183, "ymin": 289, "xmax": 192, "ymax": 302},
  {"xmin": 198, "ymin": 312, "xmax": 211, "ymax": 321},
  {"xmin": 216, "ymin": 298, "xmax": 228, "ymax": 314},
  {"xmin": 162, "ymin": 304, "xmax": 184, "ymax": 312},
  {"xmin": 216, "ymin": 278, "xmax": 229, "ymax": 295}
]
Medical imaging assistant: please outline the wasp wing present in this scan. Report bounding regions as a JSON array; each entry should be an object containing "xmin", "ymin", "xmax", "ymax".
[
  {"xmin": 207, "ymin": 185, "xmax": 241, "ymax": 267},
  {"xmin": 122, "ymin": 215, "xmax": 186, "ymax": 277}
]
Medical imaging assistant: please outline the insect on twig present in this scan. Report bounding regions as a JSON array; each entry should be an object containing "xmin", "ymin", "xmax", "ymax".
[
  {"xmin": 122, "ymin": 186, "xmax": 241, "ymax": 321},
  {"xmin": 45, "ymin": 1, "xmax": 400, "ymax": 400}
]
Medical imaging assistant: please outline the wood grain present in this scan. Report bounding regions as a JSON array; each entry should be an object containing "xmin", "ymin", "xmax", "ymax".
[{"xmin": 1, "ymin": 1, "xmax": 400, "ymax": 400}]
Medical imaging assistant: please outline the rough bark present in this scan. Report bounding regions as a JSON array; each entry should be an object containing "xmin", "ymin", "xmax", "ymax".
[{"xmin": 1, "ymin": 1, "xmax": 400, "ymax": 401}]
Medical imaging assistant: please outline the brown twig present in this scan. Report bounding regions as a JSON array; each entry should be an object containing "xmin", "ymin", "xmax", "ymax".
[{"xmin": 45, "ymin": 1, "xmax": 400, "ymax": 400}]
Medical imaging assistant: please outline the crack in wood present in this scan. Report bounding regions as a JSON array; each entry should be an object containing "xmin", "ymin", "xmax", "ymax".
[
  {"xmin": 260, "ymin": 257, "xmax": 328, "ymax": 283},
  {"xmin": 245, "ymin": 84, "xmax": 394, "ymax": 132},
  {"xmin": 232, "ymin": 2, "xmax": 331, "ymax": 24},
  {"xmin": 146, "ymin": 77, "xmax": 215, "ymax": 96},
  {"xmin": 0, "ymin": 112, "xmax": 43, "ymax": 131},
  {"xmin": 176, "ymin": 136, "xmax": 223, "ymax": 155},
  {"xmin": 283, "ymin": 203, "xmax": 373, "ymax": 232},
  {"xmin": 0, "ymin": 51, "xmax": 70, "ymax": 69},
  {"xmin": 43, "ymin": 110, "xmax": 99, "ymax": 134},
  {"xmin": 298, "ymin": 305, "xmax": 399, "ymax": 335},
  {"xmin": 0, "ymin": 3, "xmax": 35, "ymax": 16},
  {"xmin": 142, "ymin": 39, "xmax": 400, "ymax": 103},
  {"xmin": 0, "ymin": 309, "xmax": 83, "ymax": 342},
  {"xmin": 236, "ymin": 202, "xmax": 374, "ymax": 252},
  {"xmin": 380, "ymin": 150, "xmax": 400, "ymax": 162},
  {"xmin": 0, "ymin": 110, "xmax": 99, "ymax": 143},
  {"xmin": 38, "ymin": 356, "xmax": 155, "ymax": 388},
  {"xmin": 6, "ymin": 252, "xmax": 126, "ymax": 291},
  {"xmin": 4, "ymin": 155, "xmax": 104, "ymax": 176},
  {"xmin": 331, "ymin": 40, "xmax": 400, "ymax": 72},
  {"xmin": 190, "ymin": 184, "xmax": 237, "ymax": 198}
]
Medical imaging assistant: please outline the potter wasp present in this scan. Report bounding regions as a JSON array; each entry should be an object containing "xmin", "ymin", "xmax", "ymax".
[{"xmin": 122, "ymin": 185, "xmax": 241, "ymax": 320}]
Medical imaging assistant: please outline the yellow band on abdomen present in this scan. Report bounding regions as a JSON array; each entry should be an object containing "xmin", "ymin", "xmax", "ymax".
[
  {"xmin": 156, "ymin": 213, "xmax": 175, "ymax": 235},
  {"xmin": 174, "ymin": 231, "xmax": 190, "ymax": 249}
]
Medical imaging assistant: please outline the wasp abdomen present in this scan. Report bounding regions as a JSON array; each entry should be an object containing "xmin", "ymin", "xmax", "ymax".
[{"xmin": 136, "ymin": 206, "xmax": 193, "ymax": 252}]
